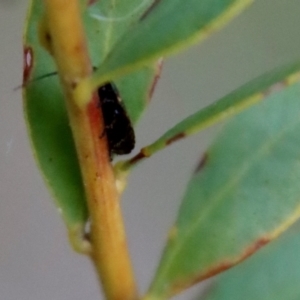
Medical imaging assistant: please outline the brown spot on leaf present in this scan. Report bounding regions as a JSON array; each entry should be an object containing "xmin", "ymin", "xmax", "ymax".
[
  {"xmin": 88, "ymin": 0, "xmax": 97, "ymax": 5},
  {"xmin": 140, "ymin": 0, "xmax": 163, "ymax": 21},
  {"xmin": 170, "ymin": 237, "xmax": 270, "ymax": 296},
  {"xmin": 148, "ymin": 59, "xmax": 164, "ymax": 101},
  {"xmin": 166, "ymin": 132, "xmax": 186, "ymax": 146},
  {"xmin": 194, "ymin": 152, "xmax": 208, "ymax": 173},
  {"xmin": 128, "ymin": 149, "xmax": 149, "ymax": 165},
  {"xmin": 262, "ymin": 81, "xmax": 289, "ymax": 98},
  {"xmin": 202, "ymin": 237, "xmax": 269, "ymax": 281},
  {"xmin": 241, "ymin": 237, "xmax": 269, "ymax": 259},
  {"xmin": 197, "ymin": 238, "xmax": 270, "ymax": 282},
  {"xmin": 23, "ymin": 46, "xmax": 34, "ymax": 84},
  {"xmin": 196, "ymin": 262, "xmax": 232, "ymax": 282}
]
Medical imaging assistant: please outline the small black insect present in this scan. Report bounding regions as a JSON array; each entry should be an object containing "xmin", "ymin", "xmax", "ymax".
[
  {"xmin": 97, "ymin": 82, "xmax": 135, "ymax": 158},
  {"xmin": 19, "ymin": 70, "xmax": 135, "ymax": 158}
]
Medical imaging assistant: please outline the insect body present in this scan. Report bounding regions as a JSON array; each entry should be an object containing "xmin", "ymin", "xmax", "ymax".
[
  {"xmin": 97, "ymin": 83, "xmax": 135, "ymax": 158},
  {"xmin": 20, "ymin": 70, "xmax": 135, "ymax": 158}
]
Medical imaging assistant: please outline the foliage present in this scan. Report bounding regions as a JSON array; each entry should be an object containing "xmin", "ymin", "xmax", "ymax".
[{"xmin": 22, "ymin": 0, "xmax": 300, "ymax": 299}]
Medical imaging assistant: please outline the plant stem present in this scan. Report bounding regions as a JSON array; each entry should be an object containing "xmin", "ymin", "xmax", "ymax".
[{"xmin": 43, "ymin": 1, "xmax": 138, "ymax": 299}]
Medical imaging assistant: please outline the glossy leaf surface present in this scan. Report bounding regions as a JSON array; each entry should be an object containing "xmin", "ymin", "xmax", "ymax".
[
  {"xmin": 85, "ymin": 0, "xmax": 161, "ymax": 122},
  {"xmin": 23, "ymin": 0, "xmax": 159, "ymax": 231},
  {"xmin": 24, "ymin": 2, "xmax": 86, "ymax": 230},
  {"xmin": 93, "ymin": 0, "xmax": 253, "ymax": 85},
  {"xmin": 204, "ymin": 221, "xmax": 300, "ymax": 300},
  {"xmin": 138, "ymin": 62, "xmax": 300, "ymax": 160},
  {"xmin": 147, "ymin": 81, "xmax": 300, "ymax": 298}
]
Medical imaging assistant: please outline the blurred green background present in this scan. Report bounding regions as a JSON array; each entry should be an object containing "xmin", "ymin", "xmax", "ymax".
[{"xmin": 0, "ymin": 1, "xmax": 300, "ymax": 299}]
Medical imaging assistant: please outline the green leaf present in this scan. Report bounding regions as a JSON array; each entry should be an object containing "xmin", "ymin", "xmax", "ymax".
[
  {"xmin": 23, "ymin": 1, "xmax": 159, "ymax": 235},
  {"xmin": 85, "ymin": 0, "xmax": 154, "ymax": 64},
  {"xmin": 137, "ymin": 62, "xmax": 300, "ymax": 160},
  {"xmin": 85, "ymin": 0, "xmax": 161, "ymax": 122},
  {"xmin": 115, "ymin": 64, "xmax": 161, "ymax": 124},
  {"xmin": 146, "ymin": 81, "xmax": 300, "ymax": 298},
  {"xmin": 92, "ymin": 0, "xmax": 254, "ymax": 85},
  {"xmin": 24, "ymin": 0, "xmax": 87, "ymax": 234},
  {"xmin": 203, "ymin": 221, "xmax": 300, "ymax": 300}
]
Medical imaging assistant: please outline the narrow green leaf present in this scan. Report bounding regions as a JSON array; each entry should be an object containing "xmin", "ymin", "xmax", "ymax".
[
  {"xmin": 138, "ymin": 62, "xmax": 300, "ymax": 160},
  {"xmin": 24, "ymin": 0, "xmax": 87, "ymax": 232},
  {"xmin": 23, "ymin": 0, "xmax": 159, "ymax": 233},
  {"xmin": 92, "ymin": 0, "xmax": 253, "ymax": 86},
  {"xmin": 85, "ymin": 0, "xmax": 161, "ymax": 122},
  {"xmin": 204, "ymin": 221, "xmax": 300, "ymax": 300},
  {"xmin": 147, "ymin": 81, "xmax": 300, "ymax": 298},
  {"xmin": 121, "ymin": 62, "xmax": 300, "ymax": 171}
]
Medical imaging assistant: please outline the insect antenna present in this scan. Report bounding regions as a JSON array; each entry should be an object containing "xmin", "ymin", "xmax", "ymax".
[{"xmin": 14, "ymin": 71, "xmax": 58, "ymax": 91}]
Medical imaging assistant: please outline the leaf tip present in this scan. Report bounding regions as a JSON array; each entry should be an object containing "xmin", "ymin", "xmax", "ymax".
[{"xmin": 87, "ymin": 0, "xmax": 97, "ymax": 5}]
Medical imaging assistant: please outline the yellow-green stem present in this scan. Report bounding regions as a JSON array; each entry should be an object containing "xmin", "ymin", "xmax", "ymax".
[{"xmin": 42, "ymin": 1, "xmax": 138, "ymax": 299}]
